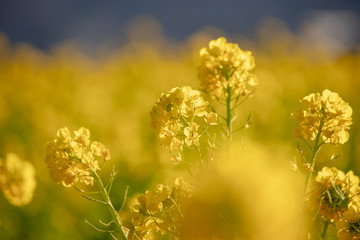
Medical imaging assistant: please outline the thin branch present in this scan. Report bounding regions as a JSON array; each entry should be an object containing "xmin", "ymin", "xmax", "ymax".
[
  {"xmin": 313, "ymin": 197, "xmax": 324, "ymax": 221},
  {"xmin": 119, "ymin": 185, "xmax": 130, "ymax": 212},
  {"xmin": 85, "ymin": 220, "xmax": 119, "ymax": 240},
  {"xmin": 231, "ymin": 110, "xmax": 238, "ymax": 122},
  {"xmin": 81, "ymin": 194, "xmax": 108, "ymax": 205},
  {"xmin": 73, "ymin": 186, "xmax": 100, "ymax": 194},
  {"xmin": 105, "ymin": 167, "xmax": 117, "ymax": 194},
  {"xmin": 99, "ymin": 219, "xmax": 114, "ymax": 227},
  {"xmin": 300, "ymin": 138, "xmax": 313, "ymax": 151},
  {"xmin": 232, "ymin": 95, "xmax": 249, "ymax": 109},
  {"xmin": 85, "ymin": 220, "xmax": 108, "ymax": 232},
  {"xmin": 108, "ymin": 232, "xmax": 118, "ymax": 240}
]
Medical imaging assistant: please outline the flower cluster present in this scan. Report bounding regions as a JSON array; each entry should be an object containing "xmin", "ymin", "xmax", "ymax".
[
  {"xmin": 130, "ymin": 177, "xmax": 193, "ymax": 239},
  {"xmin": 311, "ymin": 167, "xmax": 360, "ymax": 222},
  {"xmin": 0, "ymin": 153, "xmax": 36, "ymax": 206},
  {"xmin": 150, "ymin": 86, "xmax": 217, "ymax": 162},
  {"xmin": 198, "ymin": 37, "xmax": 258, "ymax": 99},
  {"xmin": 336, "ymin": 198, "xmax": 360, "ymax": 240},
  {"xmin": 292, "ymin": 89, "xmax": 353, "ymax": 145},
  {"xmin": 45, "ymin": 127, "xmax": 110, "ymax": 187}
]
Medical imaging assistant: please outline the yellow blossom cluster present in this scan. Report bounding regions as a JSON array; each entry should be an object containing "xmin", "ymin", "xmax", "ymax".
[
  {"xmin": 335, "ymin": 198, "xmax": 360, "ymax": 240},
  {"xmin": 45, "ymin": 127, "xmax": 110, "ymax": 187},
  {"xmin": 292, "ymin": 89, "xmax": 353, "ymax": 145},
  {"xmin": 150, "ymin": 86, "xmax": 217, "ymax": 162},
  {"xmin": 0, "ymin": 153, "xmax": 36, "ymax": 206},
  {"xmin": 198, "ymin": 37, "xmax": 258, "ymax": 99},
  {"xmin": 312, "ymin": 167, "xmax": 360, "ymax": 222},
  {"xmin": 131, "ymin": 177, "xmax": 193, "ymax": 239}
]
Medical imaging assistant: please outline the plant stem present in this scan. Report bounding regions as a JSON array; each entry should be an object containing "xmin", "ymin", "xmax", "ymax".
[
  {"xmin": 302, "ymin": 118, "xmax": 325, "ymax": 202},
  {"xmin": 226, "ymin": 83, "xmax": 232, "ymax": 142},
  {"xmin": 225, "ymin": 81, "xmax": 233, "ymax": 163},
  {"xmin": 91, "ymin": 168, "xmax": 127, "ymax": 240},
  {"xmin": 294, "ymin": 117, "xmax": 325, "ymax": 240},
  {"xmin": 321, "ymin": 221, "xmax": 329, "ymax": 240}
]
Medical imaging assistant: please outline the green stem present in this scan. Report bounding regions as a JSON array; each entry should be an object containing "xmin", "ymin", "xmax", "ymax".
[
  {"xmin": 294, "ymin": 117, "xmax": 325, "ymax": 240},
  {"xmin": 226, "ymin": 83, "xmax": 232, "ymax": 142},
  {"xmin": 321, "ymin": 221, "xmax": 329, "ymax": 240},
  {"xmin": 303, "ymin": 118, "xmax": 325, "ymax": 202},
  {"xmin": 91, "ymin": 168, "xmax": 127, "ymax": 240},
  {"xmin": 225, "ymin": 82, "xmax": 233, "ymax": 163}
]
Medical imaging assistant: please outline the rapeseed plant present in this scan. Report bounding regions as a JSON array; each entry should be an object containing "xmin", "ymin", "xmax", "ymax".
[
  {"xmin": 292, "ymin": 89, "xmax": 352, "ymax": 145},
  {"xmin": 311, "ymin": 167, "xmax": 360, "ymax": 222},
  {"xmin": 46, "ymin": 127, "xmax": 128, "ymax": 239},
  {"xmin": 292, "ymin": 90, "xmax": 355, "ymax": 239},
  {"xmin": 335, "ymin": 198, "xmax": 360, "ymax": 240},
  {"xmin": 13, "ymin": 33, "xmax": 353, "ymax": 240},
  {"xmin": 150, "ymin": 86, "xmax": 217, "ymax": 163},
  {"xmin": 198, "ymin": 37, "xmax": 258, "ymax": 140},
  {"xmin": 129, "ymin": 177, "xmax": 193, "ymax": 239},
  {"xmin": 0, "ymin": 153, "xmax": 36, "ymax": 206}
]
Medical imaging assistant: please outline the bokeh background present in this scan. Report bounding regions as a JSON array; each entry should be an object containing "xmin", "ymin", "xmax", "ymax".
[{"xmin": 1, "ymin": 1, "xmax": 360, "ymax": 239}]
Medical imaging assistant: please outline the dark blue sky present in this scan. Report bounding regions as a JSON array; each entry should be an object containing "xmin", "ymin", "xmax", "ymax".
[{"xmin": 0, "ymin": 0, "xmax": 360, "ymax": 49}]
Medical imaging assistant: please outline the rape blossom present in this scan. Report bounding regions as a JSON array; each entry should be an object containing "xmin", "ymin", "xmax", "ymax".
[
  {"xmin": 130, "ymin": 177, "xmax": 193, "ymax": 239},
  {"xmin": 0, "ymin": 153, "xmax": 36, "ymax": 206},
  {"xmin": 292, "ymin": 89, "xmax": 352, "ymax": 145},
  {"xmin": 150, "ymin": 86, "xmax": 217, "ymax": 162},
  {"xmin": 311, "ymin": 167, "xmax": 360, "ymax": 221},
  {"xmin": 45, "ymin": 127, "xmax": 110, "ymax": 187},
  {"xmin": 198, "ymin": 37, "xmax": 258, "ymax": 99}
]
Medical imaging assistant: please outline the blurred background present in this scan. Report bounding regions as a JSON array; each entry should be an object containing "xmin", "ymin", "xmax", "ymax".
[{"xmin": 0, "ymin": 0, "xmax": 360, "ymax": 239}]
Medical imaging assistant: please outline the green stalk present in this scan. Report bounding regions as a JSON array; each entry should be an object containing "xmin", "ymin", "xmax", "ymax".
[
  {"xmin": 224, "ymin": 80, "xmax": 233, "ymax": 164},
  {"xmin": 321, "ymin": 221, "xmax": 329, "ymax": 240},
  {"xmin": 226, "ymin": 82, "xmax": 232, "ymax": 142},
  {"xmin": 91, "ymin": 168, "xmax": 127, "ymax": 240},
  {"xmin": 294, "ymin": 117, "xmax": 325, "ymax": 240},
  {"xmin": 302, "ymin": 117, "xmax": 325, "ymax": 202}
]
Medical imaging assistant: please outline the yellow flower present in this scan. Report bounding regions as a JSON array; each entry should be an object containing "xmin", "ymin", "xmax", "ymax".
[
  {"xmin": 181, "ymin": 86, "xmax": 208, "ymax": 117},
  {"xmin": 154, "ymin": 184, "xmax": 171, "ymax": 201},
  {"xmin": 0, "ymin": 153, "xmax": 36, "ymax": 206},
  {"xmin": 158, "ymin": 129, "xmax": 183, "ymax": 151},
  {"xmin": 292, "ymin": 89, "xmax": 352, "ymax": 145},
  {"xmin": 131, "ymin": 177, "xmax": 193, "ymax": 238},
  {"xmin": 150, "ymin": 86, "xmax": 216, "ymax": 162},
  {"xmin": 198, "ymin": 37, "xmax": 258, "ymax": 99},
  {"xmin": 57, "ymin": 127, "xmax": 71, "ymax": 143},
  {"xmin": 311, "ymin": 167, "xmax": 360, "ymax": 221},
  {"xmin": 315, "ymin": 166, "xmax": 346, "ymax": 189},
  {"xmin": 184, "ymin": 122, "xmax": 200, "ymax": 147},
  {"xmin": 205, "ymin": 112, "xmax": 218, "ymax": 125},
  {"xmin": 91, "ymin": 141, "xmax": 111, "ymax": 161},
  {"xmin": 150, "ymin": 86, "xmax": 209, "ymax": 132},
  {"xmin": 335, "ymin": 198, "xmax": 360, "ymax": 240},
  {"xmin": 45, "ymin": 127, "xmax": 109, "ymax": 187},
  {"xmin": 74, "ymin": 127, "xmax": 91, "ymax": 146}
]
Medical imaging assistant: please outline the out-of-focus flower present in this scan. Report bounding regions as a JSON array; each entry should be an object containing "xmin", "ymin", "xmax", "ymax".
[
  {"xmin": 198, "ymin": 37, "xmax": 258, "ymax": 99},
  {"xmin": 150, "ymin": 86, "xmax": 216, "ymax": 162},
  {"xmin": 0, "ymin": 153, "xmax": 36, "ymax": 206},
  {"xmin": 292, "ymin": 89, "xmax": 352, "ymax": 145},
  {"xmin": 310, "ymin": 167, "xmax": 360, "ymax": 221},
  {"xmin": 130, "ymin": 177, "xmax": 193, "ymax": 239},
  {"xmin": 184, "ymin": 122, "xmax": 200, "ymax": 147},
  {"xmin": 205, "ymin": 112, "xmax": 218, "ymax": 125},
  {"xmin": 91, "ymin": 141, "xmax": 111, "ymax": 161},
  {"xmin": 335, "ymin": 198, "xmax": 360, "ymax": 240},
  {"xmin": 180, "ymin": 177, "xmax": 254, "ymax": 240},
  {"xmin": 45, "ymin": 127, "xmax": 110, "ymax": 187}
]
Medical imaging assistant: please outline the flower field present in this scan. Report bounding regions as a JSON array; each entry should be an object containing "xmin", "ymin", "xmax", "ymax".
[{"xmin": 0, "ymin": 20, "xmax": 360, "ymax": 240}]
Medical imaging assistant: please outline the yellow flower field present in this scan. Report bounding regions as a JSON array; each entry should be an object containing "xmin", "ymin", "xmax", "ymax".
[{"xmin": 0, "ymin": 19, "xmax": 359, "ymax": 239}]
